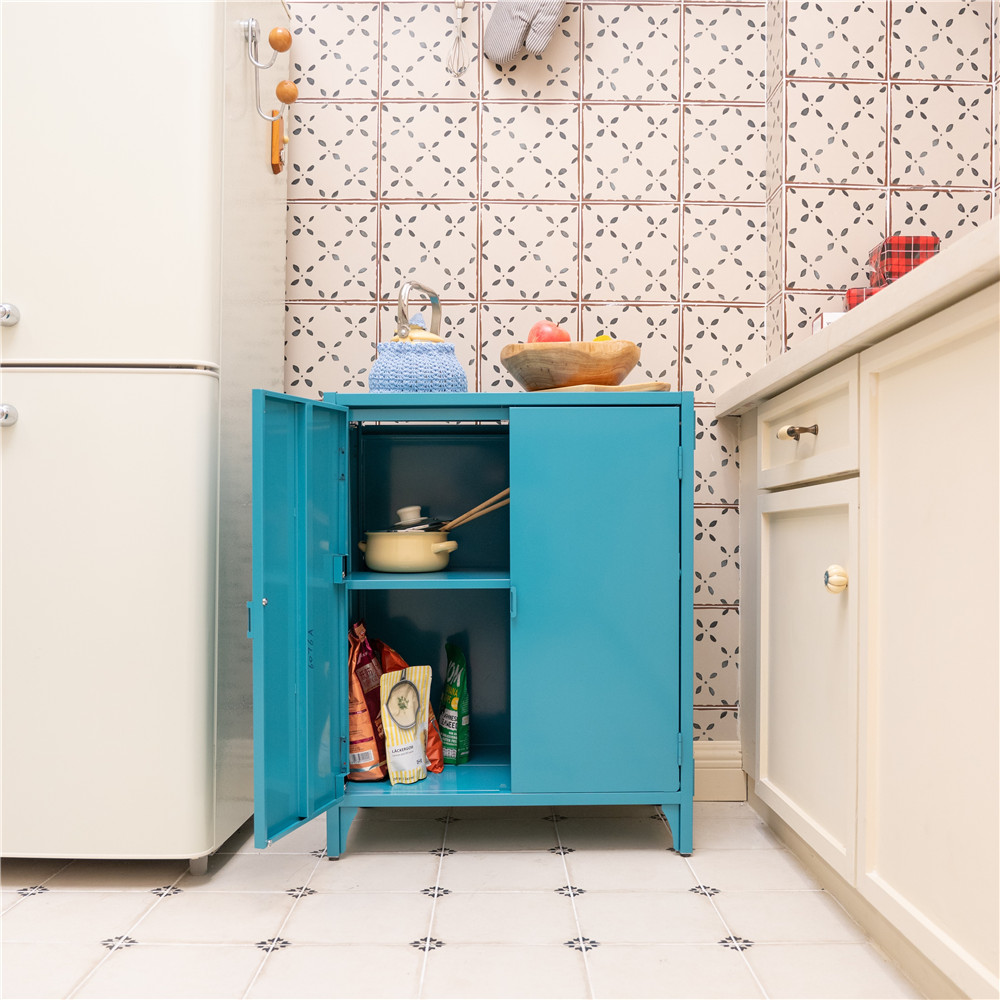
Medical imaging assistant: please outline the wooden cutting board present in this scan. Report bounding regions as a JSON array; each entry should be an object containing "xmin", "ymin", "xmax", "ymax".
[{"xmin": 534, "ymin": 381, "xmax": 671, "ymax": 393}]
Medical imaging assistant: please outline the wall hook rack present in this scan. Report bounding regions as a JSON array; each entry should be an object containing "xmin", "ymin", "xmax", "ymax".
[{"xmin": 241, "ymin": 17, "xmax": 297, "ymax": 123}]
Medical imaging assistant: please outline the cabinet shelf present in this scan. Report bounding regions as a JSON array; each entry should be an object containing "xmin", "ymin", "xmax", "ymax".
[
  {"xmin": 346, "ymin": 569, "xmax": 511, "ymax": 590},
  {"xmin": 344, "ymin": 745, "xmax": 512, "ymax": 801}
]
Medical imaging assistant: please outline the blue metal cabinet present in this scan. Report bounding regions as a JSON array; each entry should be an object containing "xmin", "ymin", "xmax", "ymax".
[{"xmin": 249, "ymin": 391, "xmax": 694, "ymax": 855}]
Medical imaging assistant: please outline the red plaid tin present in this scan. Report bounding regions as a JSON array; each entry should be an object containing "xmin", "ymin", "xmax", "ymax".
[
  {"xmin": 867, "ymin": 235, "xmax": 940, "ymax": 286},
  {"xmin": 845, "ymin": 286, "xmax": 883, "ymax": 310}
]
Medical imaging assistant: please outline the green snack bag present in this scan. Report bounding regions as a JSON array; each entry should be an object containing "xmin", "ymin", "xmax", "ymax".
[{"xmin": 439, "ymin": 643, "xmax": 470, "ymax": 765}]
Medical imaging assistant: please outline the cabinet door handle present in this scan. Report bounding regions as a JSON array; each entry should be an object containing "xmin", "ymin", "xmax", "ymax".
[
  {"xmin": 777, "ymin": 424, "xmax": 818, "ymax": 441},
  {"xmin": 824, "ymin": 564, "xmax": 848, "ymax": 593}
]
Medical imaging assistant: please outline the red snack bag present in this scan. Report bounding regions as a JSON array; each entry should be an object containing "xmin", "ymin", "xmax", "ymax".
[
  {"xmin": 375, "ymin": 639, "xmax": 444, "ymax": 774},
  {"xmin": 346, "ymin": 622, "xmax": 387, "ymax": 781}
]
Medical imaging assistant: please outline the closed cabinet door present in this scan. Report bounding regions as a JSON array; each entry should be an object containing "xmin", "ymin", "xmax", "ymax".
[
  {"xmin": 857, "ymin": 289, "xmax": 999, "ymax": 999},
  {"xmin": 0, "ymin": 2, "xmax": 226, "ymax": 364},
  {"xmin": 757, "ymin": 478, "xmax": 858, "ymax": 880},
  {"xmin": 0, "ymin": 368, "xmax": 219, "ymax": 856},
  {"xmin": 508, "ymin": 405, "xmax": 682, "ymax": 794}
]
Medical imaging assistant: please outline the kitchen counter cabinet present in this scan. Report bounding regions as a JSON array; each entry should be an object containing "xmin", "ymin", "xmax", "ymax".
[
  {"xmin": 716, "ymin": 224, "xmax": 999, "ymax": 999},
  {"xmin": 249, "ymin": 391, "xmax": 695, "ymax": 857}
]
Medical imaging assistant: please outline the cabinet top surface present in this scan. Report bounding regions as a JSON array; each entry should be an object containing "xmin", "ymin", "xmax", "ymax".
[{"xmin": 317, "ymin": 390, "xmax": 693, "ymax": 411}]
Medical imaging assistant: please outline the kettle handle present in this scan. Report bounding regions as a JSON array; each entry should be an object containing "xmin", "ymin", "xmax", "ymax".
[{"xmin": 396, "ymin": 281, "xmax": 442, "ymax": 337}]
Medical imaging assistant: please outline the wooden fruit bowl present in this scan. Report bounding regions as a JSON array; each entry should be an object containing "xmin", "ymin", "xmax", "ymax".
[{"xmin": 500, "ymin": 340, "xmax": 641, "ymax": 391}]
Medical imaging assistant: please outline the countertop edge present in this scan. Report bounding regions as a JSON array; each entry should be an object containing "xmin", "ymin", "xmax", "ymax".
[{"xmin": 714, "ymin": 220, "xmax": 1000, "ymax": 418}]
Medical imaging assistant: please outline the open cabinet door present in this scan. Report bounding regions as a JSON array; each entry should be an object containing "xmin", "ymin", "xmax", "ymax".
[{"xmin": 250, "ymin": 391, "xmax": 350, "ymax": 847}]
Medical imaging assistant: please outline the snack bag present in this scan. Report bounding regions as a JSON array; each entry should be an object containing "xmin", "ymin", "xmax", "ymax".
[
  {"xmin": 346, "ymin": 622, "xmax": 387, "ymax": 781},
  {"xmin": 380, "ymin": 664, "xmax": 432, "ymax": 785},
  {"xmin": 375, "ymin": 640, "xmax": 444, "ymax": 774},
  {"xmin": 439, "ymin": 642, "xmax": 470, "ymax": 764}
]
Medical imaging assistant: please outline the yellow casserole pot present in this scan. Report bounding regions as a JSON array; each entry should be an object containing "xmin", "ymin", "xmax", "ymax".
[{"xmin": 358, "ymin": 530, "xmax": 458, "ymax": 573}]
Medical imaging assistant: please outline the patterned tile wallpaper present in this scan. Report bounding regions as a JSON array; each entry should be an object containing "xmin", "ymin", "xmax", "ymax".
[
  {"xmin": 766, "ymin": 0, "xmax": 999, "ymax": 355},
  {"xmin": 282, "ymin": 1, "xmax": 996, "ymax": 742}
]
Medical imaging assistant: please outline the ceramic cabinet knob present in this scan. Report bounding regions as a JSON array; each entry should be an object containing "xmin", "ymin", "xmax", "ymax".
[{"xmin": 824, "ymin": 564, "xmax": 848, "ymax": 594}]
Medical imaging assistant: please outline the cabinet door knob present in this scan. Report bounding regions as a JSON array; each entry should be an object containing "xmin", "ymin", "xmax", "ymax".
[
  {"xmin": 0, "ymin": 403, "xmax": 19, "ymax": 426},
  {"xmin": 824, "ymin": 564, "xmax": 848, "ymax": 593},
  {"xmin": 777, "ymin": 424, "xmax": 818, "ymax": 441},
  {"xmin": 0, "ymin": 303, "xmax": 20, "ymax": 327}
]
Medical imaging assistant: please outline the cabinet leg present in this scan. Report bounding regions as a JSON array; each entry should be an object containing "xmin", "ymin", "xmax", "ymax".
[
  {"xmin": 661, "ymin": 802, "xmax": 693, "ymax": 855},
  {"xmin": 325, "ymin": 805, "xmax": 358, "ymax": 859}
]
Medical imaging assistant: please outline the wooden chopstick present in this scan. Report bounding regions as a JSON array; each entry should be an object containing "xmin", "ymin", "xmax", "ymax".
[
  {"xmin": 442, "ymin": 488, "xmax": 510, "ymax": 531},
  {"xmin": 443, "ymin": 498, "xmax": 510, "ymax": 531}
]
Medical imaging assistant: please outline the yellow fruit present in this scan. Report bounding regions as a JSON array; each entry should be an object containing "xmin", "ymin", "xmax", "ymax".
[{"xmin": 593, "ymin": 334, "xmax": 612, "ymax": 341}]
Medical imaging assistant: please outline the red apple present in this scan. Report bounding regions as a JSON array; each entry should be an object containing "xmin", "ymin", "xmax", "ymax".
[{"xmin": 527, "ymin": 321, "xmax": 571, "ymax": 343}]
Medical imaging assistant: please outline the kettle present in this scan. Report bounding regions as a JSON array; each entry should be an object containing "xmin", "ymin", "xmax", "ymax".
[{"xmin": 368, "ymin": 281, "xmax": 468, "ymax": 393}]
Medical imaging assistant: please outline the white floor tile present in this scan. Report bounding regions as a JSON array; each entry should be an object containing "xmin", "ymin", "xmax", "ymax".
[
  {"xmin": 555, "ymin": 817, "xmax": 675, "ymax": 852},
  {"xmin": 308, "ymin": 851, "xmax": 443, "ymax": 893},
  {"xmin": 72, "ymin": 944, "xmax": 264, "ymax": 1000},
  {"xmin": 572, "ymin": 890, "xmax": 730, "ymax": 945},
  {"xmin": 0, "ymin": 857, "xmax": 73, "ymax": 889},
  {"xmin": 128, "ymin": 890, "xmax": 298, "ymax": 944},
  {"xmin": 46, "ymin": 860, "xmax": 188, "ymax": 891},
  {"xmin": 2, "ymin": 890, "xmax": 25, "ymax": 913},
  {"xmin": 692, "ymin": 802, "xmax": 781, "ymax": 850},
  {"xmin": 430, "ymin": 890, "xmax": 579, "ymax": 945},
  {"xmin": 227, "ymin": 817, "xmax": 325, "ymax": 856},
  {"xmin": 743, "ymin": 942, "xmax": 923, "ymax": 999},
  {"xmin": 563, "ymin": 847, "xmax": 695, "ymax": 891},
  {"xmin": 437, "ymin": 850, "xmax": 569, "ymax": 891},
  {"xmin": 1, "ymin": 890, "xmax": 159, "ymax": 944},
  {"xmin": 345, "ymin": 817, "xmax": 447, "ymax": 854},
  {"xmin": 419, "ymin": 943, "xmax": 590, "ymax": 999},
  {"xmin": 443, "ymin": 817, "xmax": 559, "ymax": 852},
  {"xmin": 278, "ymin": 890, "xmax": 435, "ymax": 945},
  {"xmin": 686, "ymin": 847, "xmax": 822, "ymax": 891},
  {"xmin": 176, "ymin": 853, "xmax": 320, "ymax": 892},
  {"xmin": 586, "ymin": 943, "xmax": 766, "ymax": 999},
  {"xmin": 711, "ymin": 889, "xmax": 867, "ymax": 944},
  {"xmin": 246, "ymin": 943, "xmax": 424, "ymax": 999},
  {"xmin": 0, "ymin": 942, "xmax": 107, "ymax": 1000}
]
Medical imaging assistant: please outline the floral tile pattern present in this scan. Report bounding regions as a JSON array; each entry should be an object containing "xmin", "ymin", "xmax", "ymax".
[
  {"xmin": 582, "ymin": 4, "xmax": 681, "ymax": 101},
  {"xmin": 785, "ymin": 82, "xmax": 888, "ymax": 186},
  {"xmin": 382, "ymin": 3, "xmax": 482, "ymax": 98},
  {"xmin": 786, "ymin": 2, "xmax": 887, "ymax": 80}
]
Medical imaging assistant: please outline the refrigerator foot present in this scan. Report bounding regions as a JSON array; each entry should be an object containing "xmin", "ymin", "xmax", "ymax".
[{"xmin": 189, "ymin": 855, "xmax": 209, "ymax": 876}]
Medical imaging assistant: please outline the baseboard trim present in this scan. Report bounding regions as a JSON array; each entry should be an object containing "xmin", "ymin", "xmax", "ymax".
[{"xmin": 693, "ymin": 740, "xmax": 747, "ymax": 801}]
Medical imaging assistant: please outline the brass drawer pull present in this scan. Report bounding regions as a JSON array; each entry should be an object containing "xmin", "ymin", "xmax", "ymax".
[{"xmin": 777, "ymin": 424, "xmax": 819, "ymax": 442}]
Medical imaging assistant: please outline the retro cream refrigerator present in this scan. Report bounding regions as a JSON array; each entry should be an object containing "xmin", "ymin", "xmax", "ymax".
[{"xmin": 0, "ymin": 1, "xmax": 287, "ymax": 865}]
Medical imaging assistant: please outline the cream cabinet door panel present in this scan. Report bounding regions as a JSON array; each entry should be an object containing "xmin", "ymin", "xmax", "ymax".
[
  {"xmin": 758, "ymin": 479, "xmax": 858, "ymax": 880},
  {"xmin": 858, "ymin": 287, "xmax": 999, "ymax": 1000},
  {"xmin": 0, "ymin": 369, "xmax": 220, "ymax": 857},
  {"xmin": 0, "ymin": 3, "xmax": 225, "ymax": 364}
]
